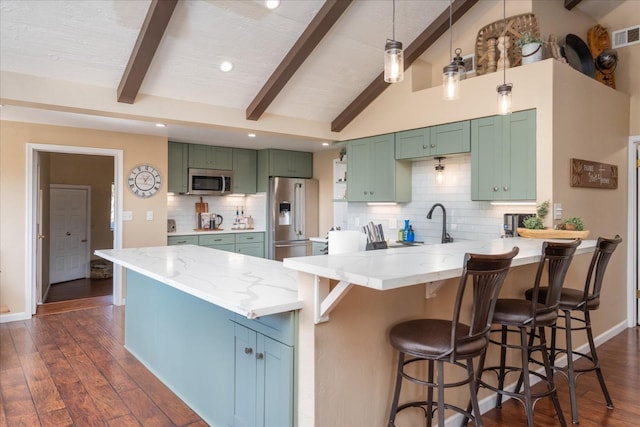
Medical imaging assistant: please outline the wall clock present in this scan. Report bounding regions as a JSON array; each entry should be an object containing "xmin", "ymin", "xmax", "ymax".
[{"xmin": 128, "ymin": 165, "xmax": 161, "ymax": 197}]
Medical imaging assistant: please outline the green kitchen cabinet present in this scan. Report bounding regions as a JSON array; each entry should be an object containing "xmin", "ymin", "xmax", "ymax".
[
  {"xmin": 236, "ymin": 232, "xmax": 265, "ymax": 258},
  {"xmin": 471, "ymin": 109, "xmax": 536, "ymax": 201},
  {"xmin": 233, "ymin": 148, "xmax": 257, "ymax": 194},
  {"xmin": 395, "ymin": 121, "xmax": 470, "ymax": 160},
  {"xmin": 311, "ymin": 240, "xmax": 326, "ymax": 255},
  {"xmin": 167, "ymin": 235, "xmax": 198, "ymax": 246},
  {"xmin": 347, "ymin": 134, "xmax": 411, "ymax": 202},
  {"xmin": 188, "ymin": 144, "xmax": 233, "ymax": 170},
  {"xmin": 233, "ymin": 316, "xmax": 295, "ymax": 427},
  {"xmin": 257, "ymin": 149, "xmax": 313, "ymax": 191},
  {"xmin": 168, "ymin": 141, "xmax": 189, "ymax": 193},
  {"xmin": 199, "ymin": 233, "xmax": 237, "ymax": 253}
]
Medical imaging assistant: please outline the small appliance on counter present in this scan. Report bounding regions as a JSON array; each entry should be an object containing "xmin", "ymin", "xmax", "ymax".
[
  {"xmin": 503, "ymin": 213, "xmax": 535, "ymax": 237},
  {"xmin": 167, "ymin": 219, "xmax": 176, "ymax": 233}
]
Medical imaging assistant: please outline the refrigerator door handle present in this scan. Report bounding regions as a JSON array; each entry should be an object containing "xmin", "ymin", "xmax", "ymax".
[{"xmin": 294, "ymin": 183, "xmax": 301, "ymax": 236}]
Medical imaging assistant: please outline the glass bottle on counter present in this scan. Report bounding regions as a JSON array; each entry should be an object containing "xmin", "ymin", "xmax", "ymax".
[
  {"xmin": 407, "ymin": 226, "xmax": 415, "ymax": 242},
  {"xmin": 403, "ymin": 219, "xmax": 410, "ymax": 241}
]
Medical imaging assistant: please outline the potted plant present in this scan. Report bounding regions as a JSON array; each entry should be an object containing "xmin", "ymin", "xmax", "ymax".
[
  {"xmin": 558, "ymin": 216, "xmax": 584, "ymax": 231},
  {"xmin": 516, "ymin": 32, "xmax": 545, "ymax": 65},
  {"xmin": 523, "ymin": 200, "xmax": 549, "ymax": 230}
]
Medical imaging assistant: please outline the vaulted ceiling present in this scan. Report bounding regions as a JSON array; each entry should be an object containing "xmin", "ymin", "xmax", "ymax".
[{"xmin": 0, "ymin": 0, "xmax": 620, "ymax": 151}]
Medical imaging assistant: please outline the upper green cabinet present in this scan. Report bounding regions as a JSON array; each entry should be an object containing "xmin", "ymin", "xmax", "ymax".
[
  {"xmin": 233, "ymin": 148, "xmax": 257, "ymax": 194},
  {"xmin": 257, "ymin": 149, "xmax": 313, "ymax": 192},
  {"xmin": 395, "ymin": 120, "xmax": 470, "ymax": 160},
  {"xmin": 168, "ymin": 141, "xmax": 189, "ymax": 193},
  {"xmin": 347, "ymin": 134, "xmax": 411, "ymax": 203},
  {"xmin": 188, "ymin": 144, "xmax": 233, "ymax": 170},
  {"xmin": 266, "ymin": 149, "xmax": 313, "ymax": 178},
  {"xmin": 471, "ymin": 109, "xmax": 536, "ymax": 201}
]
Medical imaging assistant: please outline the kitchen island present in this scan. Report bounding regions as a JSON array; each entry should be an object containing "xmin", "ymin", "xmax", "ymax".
[
  {"xmin": 95, "ymin": 245, "xmax": 301, "ymax": 427},
  {"xmin": 97, "ymin": 238, "xmax": 596, "ymax": 427}
]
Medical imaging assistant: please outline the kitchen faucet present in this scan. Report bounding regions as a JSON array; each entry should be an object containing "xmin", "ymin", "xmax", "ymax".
[{"xmin": 427, "ymin": 203, "xmax": 454, "ymax": 244}]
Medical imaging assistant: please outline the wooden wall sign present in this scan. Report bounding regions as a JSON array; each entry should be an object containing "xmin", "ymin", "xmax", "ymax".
[{"xmin": 570, "ymin": 158, "xmax": 618, "ymax": 189}]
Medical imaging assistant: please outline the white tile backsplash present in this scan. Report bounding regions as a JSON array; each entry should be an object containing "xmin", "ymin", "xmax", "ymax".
[
  {"xmin": 168, "ymin": 193, "xmax": 266, "ymax": 233},
  {"xmin": 343, "ymin": 155, "xmax": 537, "ymax": 243}
]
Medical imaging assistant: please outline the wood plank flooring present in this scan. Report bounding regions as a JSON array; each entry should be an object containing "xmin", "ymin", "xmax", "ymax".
[
  {"xmin": 1, "ymin": 304, "xmax": 638, "ymax": 426},
  {"xmin": 45, "ymin": 278, "xmax": 113, "ymax": 303},
  {"xmin": 0, "ymin": 305, "xmax": 206, "ymax": 426}
]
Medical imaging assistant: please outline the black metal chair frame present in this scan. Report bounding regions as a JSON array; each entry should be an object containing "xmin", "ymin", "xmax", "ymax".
[
  {"xmin": 468, "ymin": 240, "xmax": 581, "ymax": 427},
  {"xmin": 388, "ymin": 247, "xmax": 519, "ymax": 427},
  {"xmin": 524, "ymin": 235, "xmax": 622, "ymax": 424}
]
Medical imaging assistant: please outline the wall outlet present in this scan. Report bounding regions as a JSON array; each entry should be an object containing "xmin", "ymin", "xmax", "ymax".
[
  {"xmin": 389, "ymin": 218, "xmax": 397, "ymax": 229},
  {"xmin": 553, "ymin": 203, "xmax": 563, "ymax": 220},
  {"xmin": 122, "ymin": 211, "xmax": 133, "ymax": 221},
  {"xmin": 354, "ymin": 217, "xmax": 360, "ymax": 227}
]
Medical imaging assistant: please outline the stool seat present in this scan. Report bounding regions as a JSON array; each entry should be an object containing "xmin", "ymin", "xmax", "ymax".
[
  {"xmin": 525, "ymin": 287, "xmax": 600, "ymax": 310},
  {"xmin": 390, "ymin": 319, "xmax": 485, "ymax": 359},
  {"xmin": 492, "ymin": 299, "xmax": 557, "ymax": 326}
]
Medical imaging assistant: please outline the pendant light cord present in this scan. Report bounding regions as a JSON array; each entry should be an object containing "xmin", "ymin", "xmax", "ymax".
[
  {"xmin": 449, "ymin": 0, "xmax": 453, "ymax": 60},
  {"xmin": 392, "ymin": 0, "xmax": 396, "ymax": 41},
  {"xmin": 502, "ymin": 0, "xmax": 506, "ymax": 85}
]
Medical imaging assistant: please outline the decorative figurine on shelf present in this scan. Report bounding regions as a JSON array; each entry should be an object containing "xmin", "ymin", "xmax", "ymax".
[
  {"xmin": 497, "ymin": 35, "xmax": 511, "ymax": 70},
  {"xmin": 548, "ymin": 34, "xmax": 567, "ymax": 64},
  {"xmin": 487, "ymin": 37, "xmax": 498, "ymax": 73}
]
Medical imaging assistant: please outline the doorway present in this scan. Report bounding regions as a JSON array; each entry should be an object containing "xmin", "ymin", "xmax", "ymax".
[
  {"xmin": 26, "ymin": 143, "xmax": 124, "ymax": 316},
  {"xmin": 629, "ymin": 135, "xmax": 640, "ymax": 326}
]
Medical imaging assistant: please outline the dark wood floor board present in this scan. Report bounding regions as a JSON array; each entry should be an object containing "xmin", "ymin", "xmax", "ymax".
[
  {"xmin": 55, "ymin": 380, "xmax": 108, "ymax": 426},
  {"xmin": 45, "ymin": 278, "xmax": 112, "ymax": 303},
  {"xmin": 0, "ymin": 328, "xmax": 21, "ymax": 372},
  {"xmin": 106, "ymin": 413, "xmax": 143, "ymax": 426},
  {"xmin": 38, "ymin": 407, "xmax": 73, "ymax": 427},
  {"xmin": 6, "ymin": 324, "xmax": 37, "ymax": 357},
  {"xmin": 117, "ymin": 354, "xmax": 201, "ymax": 426},
  {"xmin": 0, "ymin": 367, "xmax": 40, "ymax": 426},
  {"xmin": 18, "ymin": 352, "xmax": 65, "ymax": 415},
  {"xmin": 119, "ymin": 388, "xmax": 175, "ymax": 426}
]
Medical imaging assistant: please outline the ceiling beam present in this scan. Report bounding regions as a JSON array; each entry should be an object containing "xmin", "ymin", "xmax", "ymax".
[
  {"xmin": 246, "ymin": 0, "xmax": 353, "ymax": 121},
  {"xmin": 117, "ymin": 0, "xmax": 179, "ymax": 104},
  {"xmin": 564, "ymin": 0, "xmax": 583, "ymax": 11},
  {"xmin": 331, "ymin": 0, "xmax": 478, "ymax": 133}
]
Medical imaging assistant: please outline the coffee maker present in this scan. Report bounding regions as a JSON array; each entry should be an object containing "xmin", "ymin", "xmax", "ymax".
[{"xmin": 503, "ymin": 213, "xmax": 535, "ymax": 237}]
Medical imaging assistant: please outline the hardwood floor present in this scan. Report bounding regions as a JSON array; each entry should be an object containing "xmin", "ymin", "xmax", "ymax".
[
  {"xmin": 45, "ymin": 278, "xmax": 113, "ymax": 303},
  {"xmin": 0, "ymin": 305, "xmax": 206, "ymax": 426},
  {"xmin": 1, "ymin": 304, "xmax": 638, "ymax": 426}
]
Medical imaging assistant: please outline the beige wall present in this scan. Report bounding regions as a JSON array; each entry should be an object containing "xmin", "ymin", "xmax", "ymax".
[
  {"xmin": 0, "ymin": 121, "xmax": 168, "ymax": 315},
  {"xmin": 50, "ymin": 153, "xmax": 114, "ymax": 260},
  {"xmin": 312, "ymin": 148, "xmax": 340, "ymax": 235}
]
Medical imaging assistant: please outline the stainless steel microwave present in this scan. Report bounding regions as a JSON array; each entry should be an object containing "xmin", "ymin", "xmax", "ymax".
[{"xmin": 188, "ymin": 168, "xmax": 233, "ymax": 195}]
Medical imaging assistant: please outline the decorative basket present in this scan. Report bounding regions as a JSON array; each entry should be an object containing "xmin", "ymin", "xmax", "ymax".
[
  {"xmin": 517, "ymin": 228, "xmax": 590, "ymax": 239},
  {"xmin": 475, "ymin": 13, "xmax": 539, "ymax": 75}
]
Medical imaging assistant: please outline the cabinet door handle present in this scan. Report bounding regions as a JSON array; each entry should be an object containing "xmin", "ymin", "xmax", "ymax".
[
  {"xmin": 244, "ymin": 347, "xmax": 253, "ymax": 355},
  {"xmin": 493, "ymin": 187, "xmax": 499, "ymax": 192},
  {"xmin": 430, "ymin": 143, "xmax": 436, "ymax": 148},
  {"xmin": 256, "ymin": 353, "xmax": 264, "ymax": 360},
  {"xmin": 422, "ymin": 144, "xmax": 428, "ymax": 149},
  {"xmin": 503, "ymin": 186, "xmax": 509, "ymax": 191}
]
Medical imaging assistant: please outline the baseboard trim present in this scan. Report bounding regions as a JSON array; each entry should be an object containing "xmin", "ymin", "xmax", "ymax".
[{"xmin": 0, "ymin": 311, "xmax": 30, "ymax": 323}]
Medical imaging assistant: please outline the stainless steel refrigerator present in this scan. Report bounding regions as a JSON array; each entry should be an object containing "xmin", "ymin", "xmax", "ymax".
[{"xmin": 269, "ymin": 177, "xmax": 318, "ymax": 261}]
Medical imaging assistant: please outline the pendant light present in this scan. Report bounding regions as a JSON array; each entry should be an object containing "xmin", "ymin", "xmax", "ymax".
[
  {"xmin": 384, "ymin": 0, "xmax": 404, "ymax": 83},
  {"xmin": 497, "ymin": 0, "xmax": 513, "ymax": 114},
  {"xmin": 442, "ymin": 0, "xmax": 463, "ymax": 100},
  {"xmin": 434, "ymin": 157, "xmax": 446, "ymax": 185}
]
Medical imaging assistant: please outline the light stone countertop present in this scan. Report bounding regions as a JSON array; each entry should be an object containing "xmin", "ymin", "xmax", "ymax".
[
  {"xmin": 282, "ymin": 237, "xmax": 597, "ymax": 291},
  {"xmin": 95, "ymin": 245, "xmax": 301, "ymax": 319}
]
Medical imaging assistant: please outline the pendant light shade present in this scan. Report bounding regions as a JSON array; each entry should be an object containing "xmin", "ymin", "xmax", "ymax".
[
  {"xmin": 497, "ymin": 0, "xmax": 513, "ymax": 114},
  {"xmin": 384, "ymin": 0, "xmax": 403, "ymax": 83},
  {"xmin": 434, "ymin": 157, "xmax": 446, "ymax": 185},
  {"xmin": 497, "ymin": 83, "xmax": 513, "ymax": 115},
  {"xmin": 442, "ymin": 0, "xmax": 461, "ymax": 100},
  {"xmin": 384, "ymin": 39, "xmax": 404, "ymax": 83}
]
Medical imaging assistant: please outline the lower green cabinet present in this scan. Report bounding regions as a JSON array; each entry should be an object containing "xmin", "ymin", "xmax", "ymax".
[
  {"xmin": 168, "ymin": 232, "xmax": 265, "ymax": 257},
  {"xmin": 233, "ymin": 322, "xmax": 294, "ymax": 427}
]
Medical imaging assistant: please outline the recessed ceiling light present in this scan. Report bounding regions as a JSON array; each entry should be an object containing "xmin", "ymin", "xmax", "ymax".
[
  {"xmin": 155, "ymin": 123, "xmax": 166, "ymax": 128},
  {"xmin": 265, "ymin": 0, "xmax": 280, "ymax": 10},
  {"xmin": 219, "ymin": 61, "xmax": 234, "ymax": 72},
  {"xmin": 248, "ymin": 133, "xmax": 257, "ymax": 138}
]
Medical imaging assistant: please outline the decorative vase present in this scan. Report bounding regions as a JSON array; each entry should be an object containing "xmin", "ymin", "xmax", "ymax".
[{"xmin": 521, "ymin": 42, "xmax": 543, "ymax": 64}]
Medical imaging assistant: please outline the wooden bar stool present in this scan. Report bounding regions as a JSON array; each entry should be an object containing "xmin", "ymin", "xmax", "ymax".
[
  {"xmin": 468, "ymin": 240, "xmax": 581, "ymax": 427},
  {"xmin": 524, "ymin": 235, "xmax": 622, "ymax": 424},
  {"xmin": 387, "ymin": 247, "xmax": 519, "ymax": 427}
]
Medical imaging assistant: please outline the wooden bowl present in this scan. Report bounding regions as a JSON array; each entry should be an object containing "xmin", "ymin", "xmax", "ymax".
[{"xmin": 517, "ymin": 228, "xmax": 590, "ymax": 239}]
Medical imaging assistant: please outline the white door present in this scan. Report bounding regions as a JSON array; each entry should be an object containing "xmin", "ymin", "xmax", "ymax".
[{"xmin": 49, "ymin": 187, "xmax": 89, "ymax": 284}]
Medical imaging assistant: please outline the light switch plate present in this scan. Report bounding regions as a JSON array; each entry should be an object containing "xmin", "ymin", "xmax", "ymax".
[
  {"xmin": 146, "ymin": 211, "xmax": 153, "ymax": 221},
  {"xmin": 123, "ymin": 211, "xmax": 133, "ymax": 221},
  {"xmin": 553, "ymin": 203, "xmax": 563, "ymax": 220},
  {"xmin": 354, "ymin": 217, "xmax": 360, "ymax": 227}
]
